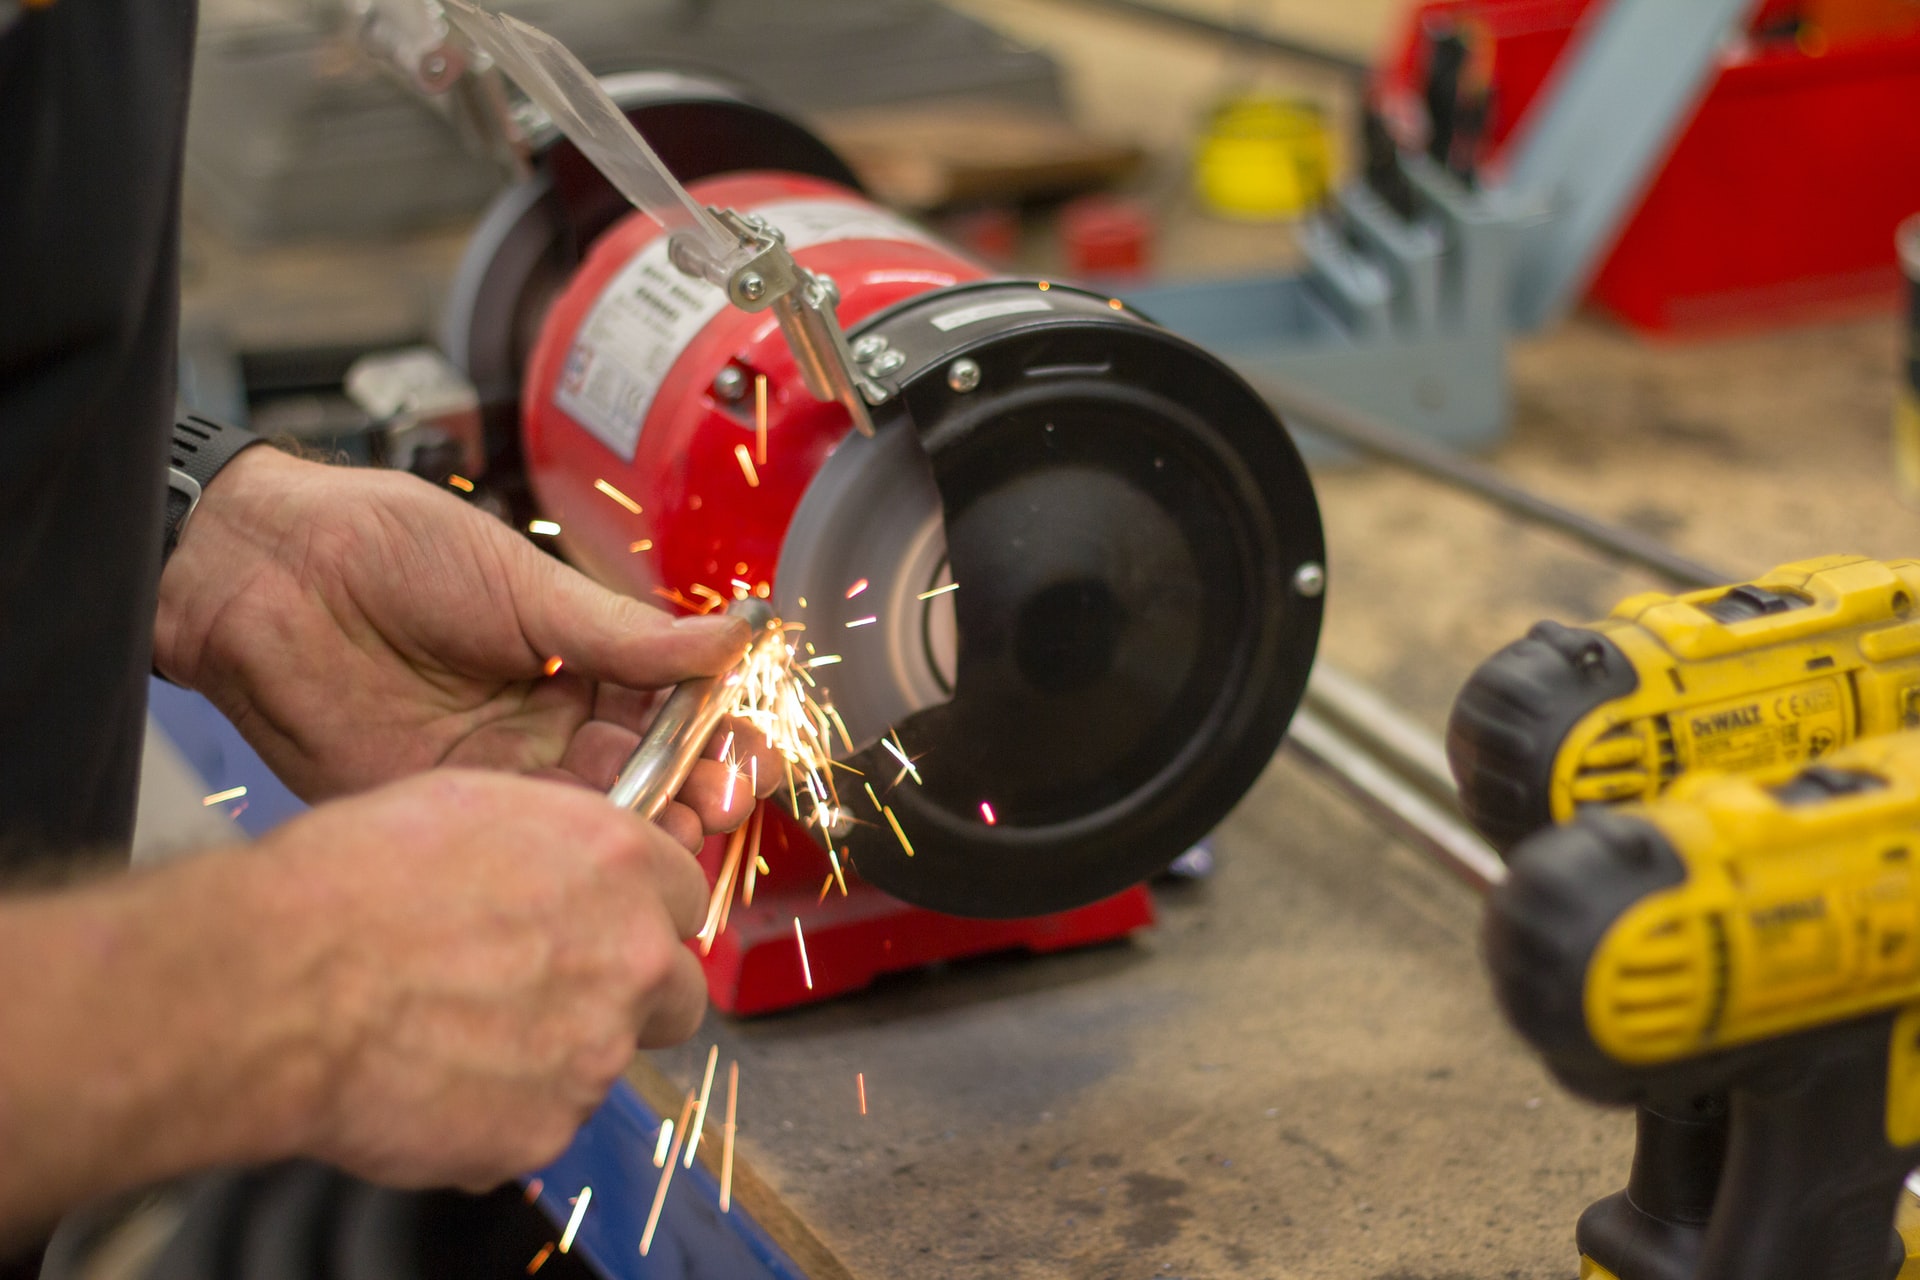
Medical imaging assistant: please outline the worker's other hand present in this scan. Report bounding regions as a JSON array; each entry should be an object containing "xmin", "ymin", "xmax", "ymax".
[
  {"xmin": 252, "ymin": 769, "xmax": 710, "ymax": 1188},
  {"xmin": 154, "ymin": 448, "xmax": 779, "ymax": 849}
]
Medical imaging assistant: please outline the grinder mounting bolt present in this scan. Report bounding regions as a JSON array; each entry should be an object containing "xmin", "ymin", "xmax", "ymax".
[
  {"xmin": 947, "ymin": 358, "xmax": 982, "ymax": 393},
  {"xmin": 1293, "ymin": 562, "xmax": 1326, "ymax": 597}
]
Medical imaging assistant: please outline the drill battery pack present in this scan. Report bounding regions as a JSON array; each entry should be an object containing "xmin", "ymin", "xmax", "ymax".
[{"xmin": 1449, "ymin": 556, "xmax": 1920, "ymax": 853}]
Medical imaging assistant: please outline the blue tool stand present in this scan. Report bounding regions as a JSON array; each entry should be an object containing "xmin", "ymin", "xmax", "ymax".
[{"xmin": 148, "ymin": 680, "xmax": 810, "ymax": 1279}]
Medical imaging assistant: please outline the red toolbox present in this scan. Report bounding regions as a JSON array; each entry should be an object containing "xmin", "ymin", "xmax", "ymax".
[{"xmin": 1378, "ymin": 0, "xmax": 1920, "ymax": 336}]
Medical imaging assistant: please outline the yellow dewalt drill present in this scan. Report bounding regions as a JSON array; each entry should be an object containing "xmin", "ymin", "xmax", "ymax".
[
  {"xmin": 1450, "ymin": 555, "xmax": 1920, "ymax": 852},
  {"xmin": 1450, "ymin": 556, "xmax": 1920, "ymax": 1280},
  {"xmin": 1486, "ymin": 735, "xmax": 1920, "ymax": 1280}
]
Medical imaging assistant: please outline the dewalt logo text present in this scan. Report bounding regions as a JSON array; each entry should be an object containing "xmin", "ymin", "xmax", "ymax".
[{"xmin": 1691, "ymin": 705, "xmax": 1762, "ymax": 738}]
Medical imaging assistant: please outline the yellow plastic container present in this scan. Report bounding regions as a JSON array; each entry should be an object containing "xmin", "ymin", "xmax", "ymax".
[{"xmin": 1193, "ymin": 95, "xmax": 1333, "ymax": 222}]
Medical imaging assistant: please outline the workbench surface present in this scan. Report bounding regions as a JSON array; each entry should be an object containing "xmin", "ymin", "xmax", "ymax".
[{"xmin": 641, "ymin": 305, "xmax": 1904, "ymax": 1279}]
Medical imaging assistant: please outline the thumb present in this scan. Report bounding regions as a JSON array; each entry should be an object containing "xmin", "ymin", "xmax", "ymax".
[{"xmin": 516, "ymin": 554, "xmax": 750, "ymax": 691}]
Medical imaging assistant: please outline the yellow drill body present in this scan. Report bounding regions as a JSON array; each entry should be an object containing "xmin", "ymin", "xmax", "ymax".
[{"xmin": 1450, "ymin": 555, "xmax": 1920, "ymax": 851}]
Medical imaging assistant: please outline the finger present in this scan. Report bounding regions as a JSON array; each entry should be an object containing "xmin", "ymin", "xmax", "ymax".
[
  {"xmin": 558, "ymin": 720, "xmax": 643, "ymax": 791},
  {"xmin": 639, "ymin": 824, "xmax": 711, "ymax": 937},
  {"xmin": 512, "ymin": 552, "xmax": 750, "ymax": 690},
  {"xmin": 634, "ymin": 945, "xmax": 710, "ymax": 1049},
  {"xmin": 675, "ymin": 758, "xmax": 757, "ymax": 834},
  {"xmin": 703, "ymin": 715, "xmax": 782, "ymax": 801},
  {"xmin": 654, "ymin": 801, "xmax": 705, "ymax": 855}
]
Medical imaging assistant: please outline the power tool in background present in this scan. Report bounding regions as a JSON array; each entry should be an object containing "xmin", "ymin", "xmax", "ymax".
[
  {"xmin": 1483, "ymin": 735, "xmax": 1920, "ymax": 1280},
  {"xmin": 1449, "ymin": 554, "xmax": 1920, "ymax": 853},
  {"xmin": 1447, "ymin": 556, "xmax": 1920, "ymax": 1280}
]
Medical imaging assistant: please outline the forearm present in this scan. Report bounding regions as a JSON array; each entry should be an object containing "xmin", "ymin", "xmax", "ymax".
[{"xmin": 0, "ymin": 849, "xmax": 331, "ymax": 1242}]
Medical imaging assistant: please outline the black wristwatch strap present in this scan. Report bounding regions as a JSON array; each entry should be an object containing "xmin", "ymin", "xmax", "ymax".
[{"xmin": 164, "ymin": 413, "xmax": 263, "ymax": 564}]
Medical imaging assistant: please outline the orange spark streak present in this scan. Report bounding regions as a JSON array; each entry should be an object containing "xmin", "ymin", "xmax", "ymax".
[
  {"xmin": 719, "ymin": 1061, "xmax": 739, "ymax": 1212},
  {"xmin": 558, "ymin": 1186, "xmax": 591, "ymax": 1252},
  {"xmin": 528, "ymin": 519, "xmax": 561, "ymax": 536},
  {"xmin": 684, "ymin": 1045, "xmax": 719, "ymax": 1169},
  {"xmin": 629, "ymin": 538, "xmax": 655, "ymax": 553},
  {"xmin": 754, "ymin": 374, "xmax": 768, "ymax": 466},
  {"xmin": 641, "ymin": 1092, "xmax": 697, "ymax": 1256},
  {"xmin": 883, "ymin": 806, "xmax": 914, "ymax": 857},
  {"xmin": 593, "ymin": 478, "xmax": 642, "ymax": 514},
  {"xmin": 202, "ymin": 785, "xmax": 247, "ymax": 807},
  {"xmin": 794, "ymin": 916, "xmax": 814, "ymax": 990},
  {"xmin": 857, "ymin": 1072, "xmax": 868, "ymax": 1115},
  {"xmin": 526, "ymin": 1243, "xmax": 555, "ymax": 1274},
  {"xmin": 980, "ymin": 801, "xmax": 997, "ymax": 826},
  {"xmin": 830, "ymin": 847, "xmax": 849, "ymax": 896},
  {"xmin": 845, "ymin": 616, "xmax": 877, "ymax": 628},
  {"xmin": 845, "ymin": 578, "xmax": 869, "ymax": 599},
  {"xmin": 698, "ymin": 822, "xmax": 750, "ymax": 955},
  {"xmin": 917, "ymin": 582, "xmax": 959, "ymax": 599},
  {"xmin": 652, "ymin": 1118, "xmax": 674, "ymax": 1167},
  {"xmin": 524, "ymin": 1179, "xmax": 544, "ymax": 1202},
  {"xmin": 447, "ymin": 474, "xmax": 475, "ymax": 493},
  {"xmin": 818, "ymin": 874, "xmax": 834, "ymax": 904},
  {"xmin": 734, "ymin": 443, "xmax": 760, "ymax": 487},
  {"xmin": 543, "ymin": 655, "xmax": 564, "ymax": 677}
]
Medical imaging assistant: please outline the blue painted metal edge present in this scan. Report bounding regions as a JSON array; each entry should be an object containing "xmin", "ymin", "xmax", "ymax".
[{"xmin": 529, "ymin": 1080, "xmax": 810, "ymax": 1280}]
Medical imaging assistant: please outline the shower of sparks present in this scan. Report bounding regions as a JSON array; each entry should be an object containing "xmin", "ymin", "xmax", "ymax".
[
  {"xmin": 754, "ymin": 374, "xmax": 769, "ymax": 466},
  {"xmin": 719, "ymin": 1061, "xmax": 739, "ymax": 1213},
  {"xmin": 202, "ymin": 785, "xmax": 247, "ymax": 807},
  {"xmin": 808, "ymin": 654, "xmax": 842, "ymax": 668},
  {"xmin": 845, "ymin": 616, "xmax": 877, "ymax": 628},
  {"xmin": 526, "ymin": 1243, "xmax": 555, "ymax": 1274},
  {"xmin": 857, "ymin": 1072, "xmax": 868, "ymax": 1115},
  {"xmin": 734, "ymin": 443, "xmax": 761, "ymax": 487},
  {"xmin": 629, "ymin": 538, "xmax": 654, "ymax": 553},
  {"xmin": 845, "ymin": 578, "xmax": 869, "ymax": 599},
  {"xmin": 684, "ymin": 1045, "xmax": 720, "ymax": 1169},
  {"xmin": 641, "ymin": 1092, "xmax": 697, "ymax": 1256},
  {"xmin": 794, "ymin": 916, "xmax": 814, "ymax": 989},
  {"xmin": 881, "ymin": 732, "xmax": 922, "ymax": 785},
  {"xmin": 557, "ymin": 1187, "xmax": 591, "ymax": 1253},
  {"xmin": 917, "ymin": 582, "xmax": 959, "ymax": 600},
  {"xmin": 543, "ymin": 655, "xmax": 564, "ymax": 677},
  {"xmin": 528, "ymin": 519, "xmax": 562, "ymax": 536},
  {"xmin": 652, "ymin": 1119, "xmax": 674, "ymax": 1167},
  {"xmin": 447, "ymin": 474, "xmax": 475, "ymax": 493},
  {"xmin": 593, "ymin": 478, "xmax": 643, "ymax": 514},
  {"xmin": 883, "ymin": 805, "xmax": 915, "ymax": 857},
  {"xmin": 980, "ymin": 801, "xmax": 997, "ymax": 826}
]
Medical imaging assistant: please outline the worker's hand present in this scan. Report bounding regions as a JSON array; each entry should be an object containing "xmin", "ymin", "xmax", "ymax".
[
  {"xmin": 154, "ymin": 448, "xmax": 778, "ymax": 848},
  {"xmin": 0, "ymin": 769, "xmax": 713, "ymax": 1227},
  {"xmin": 255, "ymin": 769, "xmax": 708, "ymax": 1188}
]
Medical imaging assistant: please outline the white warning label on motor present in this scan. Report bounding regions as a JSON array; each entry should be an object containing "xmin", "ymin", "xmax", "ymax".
[{"xmin": 554, "ymin": 199, "xmax": 936, "ymax": 460}]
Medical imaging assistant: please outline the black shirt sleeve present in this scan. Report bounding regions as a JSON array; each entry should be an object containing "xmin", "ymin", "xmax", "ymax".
[{"xmin": 0, "ymin": 0, "xmax": 199, "ymax": 873}]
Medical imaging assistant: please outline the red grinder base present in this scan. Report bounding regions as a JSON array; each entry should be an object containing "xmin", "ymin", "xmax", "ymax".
[{"xmin": 695, "ymin": 805, "xmax": 1155, "ymax": 1016}]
